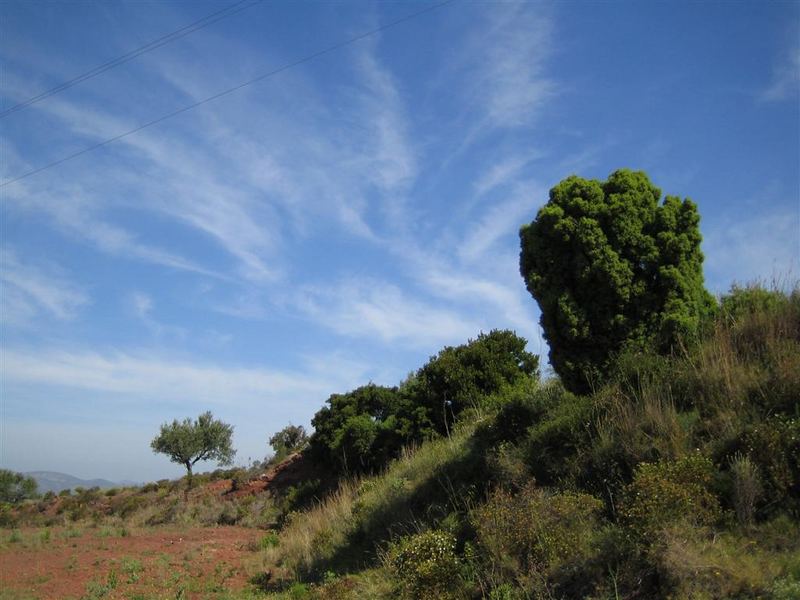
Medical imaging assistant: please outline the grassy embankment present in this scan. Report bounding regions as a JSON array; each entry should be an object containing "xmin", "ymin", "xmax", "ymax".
[{"xmin": 251, "ymin": 284, "xmax": 800, "ymax": 599}]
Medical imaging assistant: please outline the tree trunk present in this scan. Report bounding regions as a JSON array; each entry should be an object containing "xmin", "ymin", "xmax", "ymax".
[{"xmin": 184, "ymin": 462, "xmax": 193, "ymax": 501}]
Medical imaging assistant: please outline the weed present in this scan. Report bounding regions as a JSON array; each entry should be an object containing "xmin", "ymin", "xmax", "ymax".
[
  {"xmin": 65, "ymin": 555, "xmax": 78, "ymax": 572},
  {"xmin": 121, "ymin": 556, "xmax": 143, "ymax": 583},
  {"xmin": 260, "ymin": 532, "xmax": 280, "ymax": 550},
  {"xmin": 730, "ymin": 453, "xmax": 761, "ymax": 525}
]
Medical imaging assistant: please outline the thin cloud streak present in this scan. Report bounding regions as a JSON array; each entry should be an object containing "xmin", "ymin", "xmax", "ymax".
[
  {"xmin": 0, "ymin": 249, "xmax": 89, "ymax": 325},
  {"xmin": 1, "ymin": 346, "xmax": 369, "ymax": 408},
  {"xmin": 760, "ymin": 46, "xmax": 800, "ymax": 102},
  {"xmin": 297, "ymin": 279, "xmax": 481, "ymax": 349}
]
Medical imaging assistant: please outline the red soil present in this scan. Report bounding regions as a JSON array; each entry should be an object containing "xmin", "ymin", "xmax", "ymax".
[{"xmin": 0, "ymin": 525, "xmax": 258, "ymax": 599}]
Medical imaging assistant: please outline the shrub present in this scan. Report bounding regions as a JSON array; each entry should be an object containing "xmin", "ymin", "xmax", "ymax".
[
  {"xmin": 111, "ymin": 495, "xmax": 146, "ymax": 519},
  {"xmin": 309, "ymin": 330, "xmax": 538, "ymax": 477},
  {"xmin": 483, "ymin": 380, "xmax": 562, "ymax": 446},
  {"xmin": 730, "ymin": 453, "xmax": 761, "ymax": 526},
  {"xmin": 621, "ymin": 453, "xmax": 720, "ymax": 542},
  {"xmin": 387, "ymin": 529, "xmax": 462, "ymax": 600},
  {"xmin": 742, "ymin": 416, "xmax": 800, "ymax": 516},
  {"xmin": 0, "ymin": 470, "xmax": 39, "ymax": 503},
  {"xmin": 230, "ymin": 468, "xmax": 249, "ymax": 492},
  {"xmin": 472, "ymin": 485, "xmax": 603, "ymax": 595},
  {"xmin": 524, "ymin": 392, "xmax": 594, "ymax": 485},
  {"xmin": 772, "ymin": 577, "xmax": 800, "ymax": 600},
  {"xmin": 216, "ymin": 502, "xmax": 240, "ymax": 525},
  {"xmin": 659, "ymin": 523, "xmax": 798, "ymax": 599}
]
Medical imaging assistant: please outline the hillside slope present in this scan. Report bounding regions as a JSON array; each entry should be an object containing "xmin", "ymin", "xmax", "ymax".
[{"xmin": 251, "ymin": 284, "xmax": 800, "ymax": 599}]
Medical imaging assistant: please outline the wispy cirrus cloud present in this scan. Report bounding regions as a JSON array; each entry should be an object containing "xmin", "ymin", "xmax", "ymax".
[
  {"xmin": 760, "ymin": 45, "xmax": 800, "ymax": 102},
  {"xmin": 2, "ymin": 31, "xmax": 419, "ymax": 285},
  {"xmin": 703, "ymin": 205, "xmax": 800, "ymax": 292},
  {"xmin": 128, "ymin": 292, "xmax": 186, "ymax": 339},
  {"xmin": 0, "ymin": 249, "xmax": 88, "ymax": 326},
  {"xmin": 458, "ymin": 180, "xmax": 546, "ymax": 265},
  {"xmin": 297, "ymin": 278, "xmax": 480, "ymax": 349},
  {"xmin": 1, "ymin": 346, "xmax": 369, "ymax": 408},
  {"xmin": 473, "ymin": 150, "xmax": 544, "ymax": 197},
  {"xmin": 471, "ymin": 4, "xmax": 555, "ymax": 130}
]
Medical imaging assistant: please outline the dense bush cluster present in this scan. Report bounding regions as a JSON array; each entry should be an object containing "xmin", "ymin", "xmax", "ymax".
[{"xmin": 309, "ymin": 330, "xmax": 538, "ymax": 476}]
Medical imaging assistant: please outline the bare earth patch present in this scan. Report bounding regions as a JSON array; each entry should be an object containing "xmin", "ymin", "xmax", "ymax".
[{"xmin": 0, "ymin": 525, "xmax": 259, "ymax": 599}]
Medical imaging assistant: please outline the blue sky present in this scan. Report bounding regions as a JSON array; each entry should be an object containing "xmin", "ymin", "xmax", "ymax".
[{"xmin": 1, "ymin": 0, "xmax": 798, "ymax": 483}]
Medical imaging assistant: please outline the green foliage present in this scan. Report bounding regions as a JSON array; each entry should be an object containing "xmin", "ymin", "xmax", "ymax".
[
  {"xmin": 720, "ymin": 283, "xmax": 789, "ymax": 323},
  {"xmin": 520, "ymin": 169, "xmax": 714, "ymax": 393},
  {"xmin": 244, "ymin": 282, "xmax": 798, "ymax": 600},
  {"xmin": 309, "ymin": 330, "xmax": 538, "ymax": 476},
  {"xmin": 270, "ymin": 424, "xmax": 309, "ymax": 460},
  {"xmin": 0, "ymin": 470, "xmax": 39, "ymax": 504},
  {"xmin": 310, "ymin": 384, "xmax": 402, "ymax": 475},
  {"xmin": 471, "ymin": 485, "xmax": 603, "ymax": 597},
  {"xmin": 524, "ymin": 390, "xmax": 594, "ymax": 485},
  {"xmin": 411, "ymin": 329, "xmax": 539, "ymax": 436},
  {"xmin": 387, "ymin": 530, "xmax": 462, "ymax": 600},
  {"xmin": 741, "ymin": 416, "xmax": 800, "ymax": 516},
  {"xmin": 622, "ymin": 453, "xmax": 720, "ymax": 542},
  {"xmin": 151, "ymin": 411, "xmax": 236, "ymax": 489}
]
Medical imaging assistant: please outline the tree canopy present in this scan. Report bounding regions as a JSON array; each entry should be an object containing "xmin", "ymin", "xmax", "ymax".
[
  {"xmin": 309, "ymin": 330, "xmax": 539, "ymax": 475},
  {"xmin": 151, "ymin": 411, "xmax": 235, "ymax": 490},
  {"xmin": 0, "ymin": 469, "xmax": 38, "ymax": 504},
  {"xmin": 269, "ymin": 424, "xmax": 309, "ymax": 460},
  {"xmin": 519, "ymin": 169, "xmax": 714, "ymax": 393}
]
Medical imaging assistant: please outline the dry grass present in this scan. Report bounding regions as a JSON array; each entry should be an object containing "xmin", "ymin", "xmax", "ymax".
[
  {"xmin": 659, "ymin": 519, "xmax": 800, "ymax": 599},
  {"xmin": 261, "ymin": 424, "xmax": 478, "ymax": 578}
]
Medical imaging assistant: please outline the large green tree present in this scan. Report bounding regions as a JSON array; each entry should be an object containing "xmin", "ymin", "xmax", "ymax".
[
  {"xmin": 519, "ymin": 169, "xmax": 714, "ymax": 394},
  {"xmin": 151, "ymin": 411, "xmax": 236, "ymax": 495}
]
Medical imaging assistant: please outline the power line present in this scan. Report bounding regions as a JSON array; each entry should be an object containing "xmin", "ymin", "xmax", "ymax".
[
  {"xmin": 0, "ymin": 0, "xmax": 264, "ymax": 119},
  {"xmin": 1, "ymin": 0, "xmax": 455, "ymax": 189}
]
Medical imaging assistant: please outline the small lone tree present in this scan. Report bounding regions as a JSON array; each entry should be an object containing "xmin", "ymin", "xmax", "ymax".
[
  {"xmin": 520, "ymin": 169, "xmax": 714, "ymax": 393},
  {"xmin": 269, "ymin": 424, "xmax": 308, "ymax": 460},
  {"xmin": 151, "ymin": 411, "xmax": 235, "ymax": 496}
]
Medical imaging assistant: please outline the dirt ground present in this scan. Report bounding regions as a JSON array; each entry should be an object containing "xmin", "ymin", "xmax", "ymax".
[{"xmin": 0, "ymin": 525, "xmax": 260, "ymax": 599}]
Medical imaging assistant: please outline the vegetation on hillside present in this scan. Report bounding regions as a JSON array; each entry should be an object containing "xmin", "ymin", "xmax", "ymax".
[
  {"xmin": 249, "ymin": 282, "xmax": 798, "ymax": 599},
  {"xmin": 308, "ymin": 329, "xmax": 538, "ymax": 478},
  {"xmin": 2, "ymin": 170, "xmax": 797, "ymax": 600},
  {"xmin": 2, "ymin": 282, "xmax": 797, "ymax": 599}
]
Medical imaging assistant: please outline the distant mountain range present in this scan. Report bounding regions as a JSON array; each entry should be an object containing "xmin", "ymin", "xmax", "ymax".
[{"xmin": 25, "ymin": 471, "xmax": 139, "ymax": 494}]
